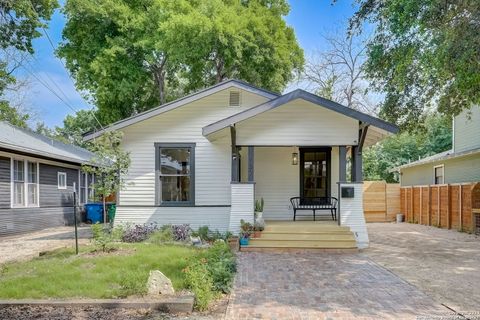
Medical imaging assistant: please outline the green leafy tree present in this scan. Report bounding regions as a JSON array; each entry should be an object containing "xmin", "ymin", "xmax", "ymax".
[
  {"xmin": 58, "ymin": 0, "xmax": 303, "ymax": 124},
  {"xmin": 0, "ymin": 101, "xmax": 29, "ymax": 127},
  {"xmin": 82, "ymin": 131, "xmax": 130, "ymax": 223},
  {"xmin": 363, "ymin": 113, "xmax": 452, "ymax": 182},
  {"xmin": 55, "ymin": 109, "xmax": 98, "ymax": 148},
  {"xmin": 349, "ymin": 0, "xmax": 480, "ymax": 130}
]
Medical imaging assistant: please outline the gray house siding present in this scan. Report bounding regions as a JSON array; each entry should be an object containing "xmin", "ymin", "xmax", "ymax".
[
  {"xmin": 39, "ymin": 164, "xmax": 78, "ymax": 207},
  {"xmin": 0, "ymin": 207, "xmax": 74, "ymax": 237},
  {"xmin": 0, "ymin": 156, "xmax": 10, "ymax": 209},
  {"xmin": 0, "ymin": 155, "xmax": 82, "ymax": 237},
  {"xmin": 400, "ymin": 153, "xmax": 480, "ymax": 186}
]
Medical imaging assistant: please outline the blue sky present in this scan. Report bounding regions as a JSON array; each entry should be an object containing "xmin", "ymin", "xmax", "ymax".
[{"xmin": 22, "ymin": 0, "xmax": 357, "ymax": 127}]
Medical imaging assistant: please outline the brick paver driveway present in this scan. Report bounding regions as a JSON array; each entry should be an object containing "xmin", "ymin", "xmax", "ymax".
[{"xmin": 226, "ymin": 252, "xmax": 450, "ymax": 319}]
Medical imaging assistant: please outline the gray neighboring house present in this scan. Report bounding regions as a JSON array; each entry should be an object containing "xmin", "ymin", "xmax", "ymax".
[
  {"xmin": 395, "ymin": 105, "xmax": 480, "ymax": 186},
  {"xmin": 0, "ymin": 121, "xmax": 96, "ymax": 237}
]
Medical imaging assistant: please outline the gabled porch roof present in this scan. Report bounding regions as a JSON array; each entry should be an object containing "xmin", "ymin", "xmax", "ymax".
[{"xmin": 203, "ymin": 89, "xmax": 399, "ymax": 147}]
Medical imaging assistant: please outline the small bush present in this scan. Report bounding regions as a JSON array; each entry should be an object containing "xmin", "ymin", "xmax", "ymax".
[
  {"xmin": 193, "ymin": 226, "xmax": 233, "ymax": 242},
  {"xmin": 172, "ymin": 224, "xmax": 191, "ymax": 241},
  {"xmin": 122, "ymin": 223, "xmax": 159, "ymax": 243},
  {"xmin": 199, "ymin": 242, "xmax": 236, "ymax": 293},
  {"xmin": 147, "ymin": 227, "xmax": 174, "ymax": 244},
  {"xmin": 183, "ymin": 259, "xmax": 216, "ymax": 311},
  {"xmin": 91, "ymin": 223, "xmax": 123, "ymax": 252},
  {"xmin": 183, "ymin": 242, "xmax": 236, "ymax": 310}
]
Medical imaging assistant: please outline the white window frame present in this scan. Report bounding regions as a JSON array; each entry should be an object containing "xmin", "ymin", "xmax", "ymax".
[
  {"xmin": 78, "ymin": 171, "xmax": 95, "ymax": 204},
  {"xmin": 10, "ymin": 158, "xmax": 40, "ymax": 208},
  {"xmin": 433, "ymin": 164, "xmax": 445, "ymax": 185},
  {"xmin": 58, "ymin": 172, "xmax": 67, "ymax": 189}
]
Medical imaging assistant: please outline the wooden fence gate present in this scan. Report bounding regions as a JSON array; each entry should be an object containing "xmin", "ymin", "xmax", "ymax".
[
  {"xmin": 400, "ymin": 182, "xmax": 480, "ymax": 232},
  {"xmin": 363, "ymin": 181, "xmax": 400, "ymax": 222}
]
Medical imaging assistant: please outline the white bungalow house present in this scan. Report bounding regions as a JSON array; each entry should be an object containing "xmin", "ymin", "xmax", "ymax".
[{"xmin": 85, "ymin": 80, "xmax": 398, "ymax": 249}]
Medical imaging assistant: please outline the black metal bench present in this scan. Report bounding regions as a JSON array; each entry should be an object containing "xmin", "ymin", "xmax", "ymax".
[{"xmin": 290, "ymin": 197, "xmax": 338, "ymax": 221}]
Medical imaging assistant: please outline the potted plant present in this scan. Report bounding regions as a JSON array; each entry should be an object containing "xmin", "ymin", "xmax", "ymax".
[
  {"xmin": 254, "ymin": 198, "xmax": 264, "ymax": 220},
  {"xmin": 239, "ymin": 219, "xmax": 252, "ymax": 246},
  {"xmin": 253, "ymin": 221, "xmax": 264, "ymax": 238}
]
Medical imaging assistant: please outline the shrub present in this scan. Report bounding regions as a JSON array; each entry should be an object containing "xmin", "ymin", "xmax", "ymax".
[
  {"xmin": 172, "ymin": 224, "xmax": 191, "ymax": 241},
  {"xmin": 91, "ymin": 223, "xmax": 123, "ymax": 252},
  {"xmin": 199, "ymin": 242, "xmax": 236, "ymax": 293},
  {"xmin": 122, "ymin": 223, "xmax": 159, "ymax": 243},
  {"xmin": 183, "ymin": 259, "xmax": 216, "ymax": 311},
  {"xmin": 183, "ymin": 242, "xmax": 237, "ymax": 310},
  {"xmin": 147, "ymin": 227, "xmax": 174, "ymax": 245},
  {"xmin": 193, "ymin": 226, "xmax": 233, "ymax": 242}
]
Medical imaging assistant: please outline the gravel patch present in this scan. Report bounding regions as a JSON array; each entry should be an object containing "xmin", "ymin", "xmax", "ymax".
[{"xmin": 0, "ymin": 226, "xmax": 91, "ymax": 264}]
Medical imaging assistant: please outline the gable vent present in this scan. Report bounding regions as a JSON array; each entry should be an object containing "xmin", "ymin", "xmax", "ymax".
[{"xmin": 229, "ymin": 91, "xmax": 241, "ymax": 107}]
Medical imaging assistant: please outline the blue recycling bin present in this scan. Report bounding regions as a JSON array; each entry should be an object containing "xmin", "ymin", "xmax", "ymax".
[{"xmin": 85, "ymin": 203, "xmax": 103, "ymax": 224}]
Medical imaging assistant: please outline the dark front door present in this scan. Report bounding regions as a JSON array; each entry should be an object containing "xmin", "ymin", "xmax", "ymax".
[{"xmin": 300, "ymin": 148, "xmax": 331, "ymax": 198}]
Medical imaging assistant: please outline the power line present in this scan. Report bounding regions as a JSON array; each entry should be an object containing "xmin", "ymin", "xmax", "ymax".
[{"xmin": 28, "ymin": 0, "xmax": 105, "ymax": 132}]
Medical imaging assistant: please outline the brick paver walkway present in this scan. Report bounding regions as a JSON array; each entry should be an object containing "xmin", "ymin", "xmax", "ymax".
[{"xmin": 226, "ymin": 252, "xmax": 451, "ymax": 319}]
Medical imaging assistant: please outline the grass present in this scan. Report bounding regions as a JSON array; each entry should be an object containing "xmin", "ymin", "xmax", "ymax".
[{"xmin": 0, "ymin": 243, "xmax": 198, "ymax": 299}]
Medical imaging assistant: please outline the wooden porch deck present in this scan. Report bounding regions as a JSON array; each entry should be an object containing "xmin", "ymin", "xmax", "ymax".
[{"xmin": 241, "ymin": 220, "xmax": 358, "ymax": 252}]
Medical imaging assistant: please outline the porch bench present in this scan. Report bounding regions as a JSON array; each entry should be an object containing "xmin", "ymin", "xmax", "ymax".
[{"xmin": 290, "ymin": 197, "xmax": 338, "ymax": 221}]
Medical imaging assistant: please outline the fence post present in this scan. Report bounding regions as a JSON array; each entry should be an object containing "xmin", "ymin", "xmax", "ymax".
[
  {"xmin": 410, "ymin": 186, "xmax": 414, "ymax": 223},
  {"xmin": 437, "ymin": 186, "xmax": 441, "ymax": 227},
  {"xmin": 427, "ymin": 185, "xmax": 431, "ymax": 225},
  {"xmin": 447, "ymin": 184, "xmax": 451, "ymax": 229},
  {"xmin": 420, "ymin": 187, "xmax": 423, "ymax": 225},
  {"xmin": 459, "ymin": 185, "xmax": 463, "ymax": 231}
]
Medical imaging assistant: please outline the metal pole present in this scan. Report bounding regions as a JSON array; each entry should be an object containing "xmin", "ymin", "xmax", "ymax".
[{"xmin": 73, "ymin": 183, "xmax": 79, "ymax": 255}]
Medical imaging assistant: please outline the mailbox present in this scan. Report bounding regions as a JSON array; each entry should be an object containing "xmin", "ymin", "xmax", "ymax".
[{"xmin": 341, "ymin": 187, "xmax": 355, "ymax": 198}]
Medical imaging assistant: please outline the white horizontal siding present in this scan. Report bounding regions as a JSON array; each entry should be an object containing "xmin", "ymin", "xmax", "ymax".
[
  {"xmin": 229, "ymin": 183, "xmax": 254, "ymax": 233},
  {"xmin": 453, "ymin": 105, "xmax": 480, "ymax": 153},
  {"xmin": 236, "ymin": 99, "xmax": 358, "ymax": 146},
  {"xmin": 254, "ymin": 147, "xmax": 341, "ymax": 220},
  {"xmin": 114, "ymin": 206, "xmax": 231, "ymax": 232},
  {"xmin": 254, "ymin": 147, "xmax": 299, "ymax": 220},
  {"xmin": 119, "ymin": 89, "xmax": 269, "ymax": 206},
  {"xmin": 339, "ymin": 183, "xmax": 368, "ymax": 248}
]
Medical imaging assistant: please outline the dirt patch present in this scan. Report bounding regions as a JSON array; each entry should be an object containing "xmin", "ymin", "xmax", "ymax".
[
  {"xmin": 364, "ymin": 222, "xmax": 480, "ymax": 313},
  {"xmin": 0, "ymin": 296, "xmax": 229, "ymax": 320}
]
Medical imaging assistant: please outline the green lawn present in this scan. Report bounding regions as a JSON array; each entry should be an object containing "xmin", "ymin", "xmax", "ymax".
[{"xmin": 0, "ymin": 244, "xmax": 198, "ymax": 299}]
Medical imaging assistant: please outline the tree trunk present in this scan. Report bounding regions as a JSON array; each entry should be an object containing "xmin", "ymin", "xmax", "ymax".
[
  {"xmin": 215, "ymin": 56, "xmax": 225, "ymax": 83},
  {"xmin": 152, "ymin": 56, "xmax": 167, "ymax": 105}
]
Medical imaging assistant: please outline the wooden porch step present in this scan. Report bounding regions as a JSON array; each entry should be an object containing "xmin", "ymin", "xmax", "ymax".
[
  {"xmin": 259, "ymin": 232, "xmax": 354, "ymax": 240},
  {"xmin": 248, "ymin": 238, "xmax": 357, "ymax": 248},
  {"xmin": 240, "ymin": 247, "xmax": 358, "ymax": 253}
]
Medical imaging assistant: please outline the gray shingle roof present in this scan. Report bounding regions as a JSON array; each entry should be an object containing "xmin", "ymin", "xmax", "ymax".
[
  {"xmin": 0, "ymin": 121, "xmax": 96, "ymax": 164},
  {"xmin": 393, "ymin": 147, "xmax": 480, "ymax": 171}
]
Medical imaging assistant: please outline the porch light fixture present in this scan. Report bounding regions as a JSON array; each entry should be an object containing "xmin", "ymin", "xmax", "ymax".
[{"xmin": 291, "ymin": 152, "xmax": 298, "ymax": 165}]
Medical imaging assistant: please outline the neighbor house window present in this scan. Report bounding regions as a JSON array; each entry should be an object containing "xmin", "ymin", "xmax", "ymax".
[
  {"xmin": 434, "ymin": 165, "xmax": 444, "ymax": 185},
  {"xmin": 12, "ymin": 159, "xmax": 39, "ymax": 207},
  {"xmin": 27, "ymin": 162, "xmax": 38, "ymax": 206},
  {"xmin": 13, "ymin": 160, "xmax": 25, "ymax": 206},
  {"xmin": 80, "ymin": 172, "xmax": 87, "ymax": 204},
  {"xmin": 88, "ymin": 173, "xmax": 95, "ymax": 201},
  {"xmin": 58, "ymin": 172, "xmax": 67, "ymax": 189},
  {"xmin": 155, "ymin": 143, "xmax": 195, "ymax": 206}
]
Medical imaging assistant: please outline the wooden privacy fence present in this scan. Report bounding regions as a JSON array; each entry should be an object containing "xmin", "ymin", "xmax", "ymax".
[
  {"xmin": 363, "ymin": 181, "xmax": 400, "ymax": 222},
  {"xmin": 400, "ymin": 182, "xmax": 480, "ymax": 232}
]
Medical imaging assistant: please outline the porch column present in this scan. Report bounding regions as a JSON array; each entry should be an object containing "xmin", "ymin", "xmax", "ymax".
[
  {"xmin": 248, "ymin": 146, "xmax": 254, "ymax": 182},
  {"xmin": 339, "ymin": 146, "xmax": 347, "ymax": 182},
  {"xmin": 230, "ymin": 125, "xmax": 239, "ymax": 182},
  {"xmin": 351, "ymin": 124, "xmax": 369, "ymax": 182}
]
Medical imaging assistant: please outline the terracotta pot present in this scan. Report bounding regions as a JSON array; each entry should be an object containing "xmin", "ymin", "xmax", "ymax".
[
  {"xmin": 228, "ymin": 237, "xmax": 240, "ymax": 251},
  {"xmin": 253, "ymin": 231, "xmax": 262, "ymax": 238}
]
